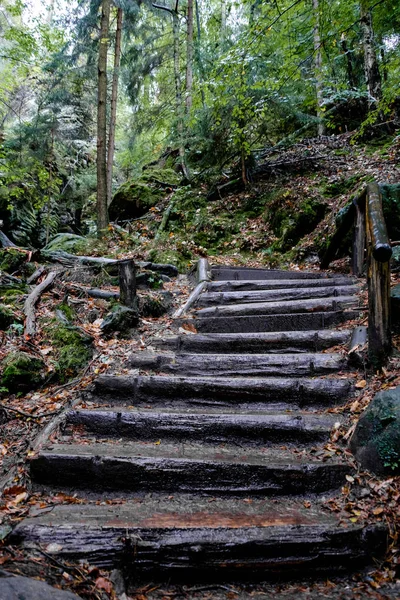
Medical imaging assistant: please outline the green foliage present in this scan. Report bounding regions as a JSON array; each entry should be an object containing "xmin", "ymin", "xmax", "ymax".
[{"xmin": 49, "ymin": 324, "xmax": 92, "ymax": 382}]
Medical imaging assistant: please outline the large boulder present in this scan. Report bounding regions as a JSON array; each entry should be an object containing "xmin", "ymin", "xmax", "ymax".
[
  {"xmin": 43, "ymin": 233, "xmax": 86, "ymax": 253},
  {"xmin": 0, "ymin": 569, "xmax": 82, "ymax": 600},
  {"xmin": 0, "ymin": 351, "xmax": 45, "ymax": 393},
  {"xmin": 350, "ymin": 387, "xmax": 400, "ymax": 474},
  {"xmin": 101, "ymin": 304, "xmax": 139, "ymax": 334}
]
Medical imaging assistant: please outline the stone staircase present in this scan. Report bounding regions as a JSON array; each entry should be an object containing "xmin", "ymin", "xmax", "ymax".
[{"xmin": 11, "ymin": 265, "xmax": 387, "ymax": 583}]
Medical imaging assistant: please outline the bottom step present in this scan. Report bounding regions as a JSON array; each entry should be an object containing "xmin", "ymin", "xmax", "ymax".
[{"xmin": 11, "ymin": 498, "xmax": 387, "ymax": 580}]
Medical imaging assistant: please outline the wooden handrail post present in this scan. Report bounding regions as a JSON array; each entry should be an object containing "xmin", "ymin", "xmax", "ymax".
[
  {"xmin": 118, "ymin": 258, "xmax": 136, "ymax": 308},
  {"xmin": 366, "ymin": 184, "xmax": 392, "ymax": 369},
  {"xmin": 352, "ymin": 191, "xmax": 366, "ymax": 277}
]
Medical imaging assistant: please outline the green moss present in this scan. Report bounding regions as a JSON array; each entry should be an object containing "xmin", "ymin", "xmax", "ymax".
[
  {"xmin": 0, "ymin": 304, "xmax": 17, "ymax": 330},
  {"xmin": 1, "ymin": 351, "xmax": 44, "ymax": 392},
  {"xmin": 322, "ymin": 174, "xmax": 363, "ymax": 197},
  {"xmin": 0, "ymin": 248, "xmax": 27, "ymax": 273},
  {"xmin": 141, "ymin": 167, "xmax": 181, "ymax": 186},
  {"xmin": 56, "ymin": 302, "xmax": 75, "ymax": 322},
  {"xmin": 48, "ymin": 324, "xmax": 93, "ymax": 382}
]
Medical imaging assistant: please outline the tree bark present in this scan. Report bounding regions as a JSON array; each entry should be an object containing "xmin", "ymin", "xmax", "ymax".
[
  {"xmin": 185, "ymin": 0, "xmax": 194, "ymax": 114},
  {"xmin": 107, "ymin": 6, "xmax": 123, "ymax": 208},
  {"xmin": 172, "ymin": 8, "xmax": 190, "ymax": 179},
  {"xmin": 97, "ymin": 0, "xmax": 111, "ymax": 237},
  {"xmin": 360, "ymin": 0, "xmax": 382, "ymax": 104},
  {"xmin": 24, "ymin": 272, "xmax": 57, "ymax": 337},
  {"xmin": 312, "ymin": 0, "xmax": 325, "ymax": 136}
]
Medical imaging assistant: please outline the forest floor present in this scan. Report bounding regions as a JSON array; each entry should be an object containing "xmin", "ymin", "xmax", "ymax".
[{"xmin": 1, "ymin": 132, "xmax": 400, "ymax": 598}]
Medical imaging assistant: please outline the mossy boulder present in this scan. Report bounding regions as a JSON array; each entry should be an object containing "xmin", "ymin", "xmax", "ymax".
[
  {"xmin": 350, "ymin": 387, "xmax": 400, "ymax": 474},
  {"xmin": 0, "ymin": 304, "xmax": 18, "ymax": 330},
  {"xmin": 109, "ymin": 180, "xmax": 164, "ymax": 221},
  {"xmin": 1, "ymin": 351, "xmax": 45, "ymax": 392},
  {"xmin": 49, "ymin": 324, "xmax": 93, "ymax": 382},
  {"xmin": 43, "ymin": 233, "xmax": 86, "ymax": 253},
  {"xmin": 0, "ymin": 248, "xmax": 27, "ymax": 274},
  {"xmin": 381, "ymin": 184, "xmax": 400, "ymax": 240},
  {"xmin": 139, "ymin": 292, "xmax": 173, "ymax": 317},
  {"xmin": 101, "ymin": 304, "xmax": 139, "ymax": 335},
  {"xmin": 268, "ymin": 197, "xmax": 327, "ymax": 252},
  {"xmin": 141, "ymin": 167, "xmax": 181, "ymax": 187}
]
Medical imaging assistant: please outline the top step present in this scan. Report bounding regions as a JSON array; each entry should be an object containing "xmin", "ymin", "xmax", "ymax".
[{"xmin": 211, "ymin": 267, "xmax": 336, "ymax": 281}]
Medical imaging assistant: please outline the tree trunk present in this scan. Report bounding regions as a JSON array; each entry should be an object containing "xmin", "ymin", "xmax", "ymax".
[
  {"xmin": 194, "ymin": 0, "xmax": 205, "ymax": 106},
  {"xmin": 341, "ymin": 34, "xmax": 356, "ymax": 89},
  {"xmin": 107, "ymin": 7, "xmax": 123, "ymax": 208},
  {"xmin": 185, "ymin": 0, "xmax": 194, "ymax": 114},
  {"xmin": 221, "ymin": 0, "xmax": 227, "ymax": 48},
  {"xmin": 360, "ymin": 0, "xmax": 382, "ymax": 104},
  {"xmin": 97, "ymin": 0, "xmax": 111, "ymax": 237},
  {"xmin": 172, "ymin": 8, "xmax": 190, "ymax": 180},
  {"xmin": 312, "ymin": 0, "xmax": 325, "ymax": 136}
]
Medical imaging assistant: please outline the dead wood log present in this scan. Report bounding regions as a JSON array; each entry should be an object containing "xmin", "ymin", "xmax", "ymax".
[
  {"xmin": 66, "ymin": 284, "xmax": 119, "ymax": 300},
  {"xmin": 24, "ymin": 272, "xmax": 57, "ymax": 337},
  {"xmin": 27, "ymin": 266, "xmax": 47, "ymax": 285},
  {"xmin": 154, "ymin": 196, "xmax": 176, "ymax": 241}
]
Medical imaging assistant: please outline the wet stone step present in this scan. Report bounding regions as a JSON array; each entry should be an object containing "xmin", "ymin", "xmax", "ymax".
[
  {"xmin": 195, "ymin": 296, "xmax": 358, "ymax": 318},
  {"xmin": 29, "ymin": 442, "xmax": 352, "ymax": 496},
  {"xmin": 67, "ymin": 408, "xmax": 341, "ymax": 444},
  {"xmin": 186, "ymin": 310, "xmax": 360, "ymax": 333},
  {"xmin": 93, "ymin": 374, "xmax": 353, "ymax": 408},
  {"xmin": 11, "ymin": 498, "xmax": 387, "ymax": 578},
  {"xmin": 196, "ymin": 285, "xmax": 359, "ymax": 307},
  {"xmin": 128, "ymin": 352, "xmax": 346, "ymax": 377},
  {"xmin": 211, "ymin": 267, "xmax": 333, "ymax": 281},
  {"xmin": 153, "ymin": 329, "xmax": 351, "ymax": 354},
  {"xmin": 207, "ymin": 277, "xmax": 357, "ymax": 292}
]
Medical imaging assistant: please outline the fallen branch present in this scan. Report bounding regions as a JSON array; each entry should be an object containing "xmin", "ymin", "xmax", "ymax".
[
  {"xmin": 154, "ymin": 195, "xmax": 176, "ymax": 241},
  {"xmin": 27, "ymin": 265, "xmax": 47, "ymax": 285},
  {"xmin": 0, "ymin": 403, "xmax": 63, "ymax": 420},
  {"xmin": 66, "ymin": 283, "xmax": 119, "ymax": 300},
  {"xmin": 24, "ymin": 272, "xmax": 57, "ymax": 337}
]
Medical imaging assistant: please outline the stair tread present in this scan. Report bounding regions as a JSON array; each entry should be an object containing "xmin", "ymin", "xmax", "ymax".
[
  {"xmin": 207, "ymin": 277, "xmax": 356, "ymax": 291},
  {"xmin": 36, "ymin": 441, "xmax": 347, "ymax": 465},
  {"xmin": 197, "ymin": 285, "xmax": 359, "ymax": 306},
  {"xmin": 15, "ymin": 496, "xmax": 361, "ymax": 530},
  {"xmin": 195, "ymin": 296, "xmax": 358, "ymax": 318}
]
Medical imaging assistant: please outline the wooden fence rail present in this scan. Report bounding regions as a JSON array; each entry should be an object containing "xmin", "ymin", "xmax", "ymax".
[{"xmin": 321, "ymin": 182, "xmax": 392, "ymax": 369}]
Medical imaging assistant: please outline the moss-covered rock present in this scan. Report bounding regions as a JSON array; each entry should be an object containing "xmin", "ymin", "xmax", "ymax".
[
  {"xmin": 350, "ymin": 387, "xmax": 400, "ymax": 474},
  {"xmin": 381, "ymin": 184, "xmax": 400, "ymax": 240},
  {"xmin": 44, "ymin": 233, "xmax": 86, "ymax": 253},
  {"xmin": 0, "ymin": 304, "xmax": 17, "ymax": 330},
  {"xmin": 1, "ymin": 351, "xmax": 45, "ymax": 392},
  {"xmin": 139, "ymin": 292, "xmax": 173, "ymax": 317},
  {"xmin": 267, "ymin": 197, "xmax": 327, "ymax": 252},
  {"xmin": 0, "ymin": 248, "xmax": 27, "ymax": 274},
  {"xmin": 141, "ymin": 167, "xmax": 181, "ymax": 187},
  {"xmin": 109, "ymin": 181, "xmax": 164, "ymax": 221},
  {"xmin": 49, "ymin": 324, "xmax": 93, "ymax": 382},
  {"xmin": 101, "ymin": 304, "xmax": 139, "ymax": 335}
]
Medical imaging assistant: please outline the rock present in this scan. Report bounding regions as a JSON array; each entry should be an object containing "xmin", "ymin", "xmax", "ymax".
[
  {"xmin": 391, "ymin": 283, "xmax": 400, "ymax": 324},
  {"xmin": 0, "ymin": 351, "xmax": 45, "ymax": 393},
  {"xmin": 381, "ymin": 183, "xmax": 400, "ymax": 240},
  {"xmin": 43, "ymin": 233, "xmax": 86, "ymax": 253},
  {"xmin": 109, "ymin": 181, "xmax": 163, "ymax": 221},
  {"xmin": 136, "ymin": 271, "xmax": 164, "ymax": 289},
  {"xmin": 0, "ymin": 248, "xmax": 27, "ymax": 273},
  {"xmin": 0, "ymin": 304, "xmax": 17, "ymax": 330},
  {"xmin": 101, "ymin": 305, "xmax": 139, "ymax": 334},
  {"xmin": 139, "ymin": 291, "xmax": 173, "ymax": 317},
  {"xmin": 0, "ymin": 569, "xmax": 82, "ymax": 600},
  {"xmin": 350, "ymin": 387, "xmax": 400, "ymax": 474},
  {"xmin": 391, "ymin": 247, "xmax": 400, "ymax": 271},
  {"xmin": 49, "ymin": 325, "xmax": 93, "ymax": 382}
]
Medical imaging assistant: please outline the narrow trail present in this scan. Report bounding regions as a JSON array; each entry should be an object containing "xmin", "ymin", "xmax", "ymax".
[{"xmin": 10, "ymin": 264, "xmax": 387, "ymax": 585}]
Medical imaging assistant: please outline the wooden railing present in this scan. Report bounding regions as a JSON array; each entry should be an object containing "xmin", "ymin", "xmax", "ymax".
[{"xmin": 322, "ymin": 183, "xmax": 392, "ymax": 369}]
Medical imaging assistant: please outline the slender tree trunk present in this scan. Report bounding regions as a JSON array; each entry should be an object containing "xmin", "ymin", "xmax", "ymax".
[
  {"xmin": 185, "ymin": 0, "xmax": 194, "ymax": 114},
  {"xmin": 341, "ymin": 34, "xmax": 356, "ymax": 89},
  {"xmin": 172, "ymin": 8, "xmax": 190, "ymax": 179},
  {"xmin": 312, "ymin": 0, "xmax": 325, "ymax": 136},
  {"xmin": 221, "ymin": 0, "xmax": 227, "ymax": 48},
  {"xmin": 194, "ymin": 0, "xmax": 205, "ymax": 106},
  {"xmin": 107, "ymin": 7, "xmax": 123, "ymax": 208},
  {"xmin": 97, "ymin": 0, "xmax": 111, "ymax": 237},
  {"xmin": 360, "ymin": 0, "xmax": 382, "ymax": 105}
]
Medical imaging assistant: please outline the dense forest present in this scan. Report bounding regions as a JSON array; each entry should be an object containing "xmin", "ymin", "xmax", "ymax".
[{"xmin": 0, "ymin": 0, "xmax": 399, "ymax": 252}]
